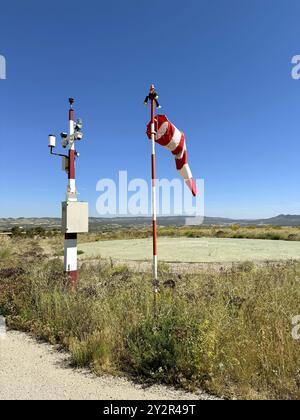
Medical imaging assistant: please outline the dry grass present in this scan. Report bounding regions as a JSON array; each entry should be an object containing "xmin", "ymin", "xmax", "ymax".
[
  {"xmin": 0, "ymin": 236, "xmax": 12, "ymax": 259},
  {"xmin": 1, "ymin": 236, "xmax": 300, "ymax": 400}
]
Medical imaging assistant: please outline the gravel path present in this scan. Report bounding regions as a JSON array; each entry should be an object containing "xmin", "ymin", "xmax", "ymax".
[{"xmin": 0, "ymin": 329, "xmax": 216, "ymax": 400}]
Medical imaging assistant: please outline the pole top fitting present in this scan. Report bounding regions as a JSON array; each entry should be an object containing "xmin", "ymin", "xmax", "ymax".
[
  {"xmin": 143, "ymin": 84, "xmax": 162, "ymax": 109},
  {"xmin": 69, "ymin": 98, "xmax": 75, "ymax": 108}
]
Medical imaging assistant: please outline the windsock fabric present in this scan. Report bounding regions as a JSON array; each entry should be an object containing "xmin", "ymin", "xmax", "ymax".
[{"xmin": 147, "ymin": 115, "xmax": 197, "ymax": 196}]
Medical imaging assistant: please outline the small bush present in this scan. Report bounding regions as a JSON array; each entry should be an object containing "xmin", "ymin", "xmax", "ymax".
[
  {"xmin": 215, "ymin": 230, "xmax": 225, "ymax": 238},
  {"xmin": 186, "ymin": 231, "xmax": 196, "ymax": 238},
  {"xmin": 236, "ymin": 261, "xmax": 255, "ymax": 273},
  {"xmin": 0, "ymin": 247, "xmax": 11, "ymax": 260},
  {"xmin": 70, "ymin": 332, "xmax": 111, "ymax": 370},
  {"xmin": 125, "ymin": 308, "xmax": 217, "ymax": 387},
  {"xmin": 11, "ymin": 226, "xmax": 23, "ymax": 237},
  {"xmin": 262, "ymin": 233, "xmax": 282, "ymax": 240}
]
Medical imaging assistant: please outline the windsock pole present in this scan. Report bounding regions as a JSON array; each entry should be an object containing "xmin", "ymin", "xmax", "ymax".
[
  {"xmin": 64, "ymin": 98, "xmax": 78, "ymax": 286},
  {"xmin": 150, "ymin": 97, "xmax": 158, "ymax": 292}
]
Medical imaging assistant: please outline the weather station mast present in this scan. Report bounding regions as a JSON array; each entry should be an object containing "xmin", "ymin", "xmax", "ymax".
[{"xmin": 48, "ymin": 98, "xmax": 89, "ymax": 287}]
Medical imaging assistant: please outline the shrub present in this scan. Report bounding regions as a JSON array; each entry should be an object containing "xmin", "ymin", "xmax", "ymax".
[
  {"xmin": 262, "ymin": 232, "xmax": 282, "ymax": 240},
  {"xmin": 125, "ymin": 308, "xmax": 218, "ymax": 387},
  {"xmin": 0, "ymin": 247, "xmax": 11, "ymax": 260},
  {"xmin": 230, "ymin": 224, "xmax": 241, "ymax": 231},
  {"xmin": 11, "ymin": 226, "xmax": 23, "ymax": 237},
  {"xmin": 236, "ymin": 261, "xmax": 255, "ymax": 273},
  {"xmin": 215, "ymin": 230, "xmax": 225, "ymax": 238}
]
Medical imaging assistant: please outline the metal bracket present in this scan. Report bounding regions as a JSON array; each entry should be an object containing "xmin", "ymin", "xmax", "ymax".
[{"xmin": 50, "ymin": 146, "xmax": 68, "ymax": 159}]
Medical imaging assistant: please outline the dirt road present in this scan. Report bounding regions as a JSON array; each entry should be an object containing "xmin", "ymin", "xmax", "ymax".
[{"xmin": 0, "ymin": 329, "xmax": 215, "ymax": 400}]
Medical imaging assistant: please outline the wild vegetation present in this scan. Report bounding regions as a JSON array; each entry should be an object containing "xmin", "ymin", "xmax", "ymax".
[
  {"xmin": 10, "ymin": 226, "xmax": 60, "ymax": 238},
  {"xmin": 1, "ymin": 234, "xmax": 300, "ymax": 400},
  {"xmin": 6, "ymin": 224, "xmax": 300, "ymax": 242},
  {"xmin": 80, "ymin": 224, "xmax": 300, "ymax": 242},
  {"xmin": 9, "ymin": 224, "xmax": 300, "ymax": 262}
]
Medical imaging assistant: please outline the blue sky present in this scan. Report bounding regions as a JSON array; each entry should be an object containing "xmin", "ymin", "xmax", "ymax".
[{"xmin": 0, "ymin": 0, "xmax": 300, "ymax": 219}]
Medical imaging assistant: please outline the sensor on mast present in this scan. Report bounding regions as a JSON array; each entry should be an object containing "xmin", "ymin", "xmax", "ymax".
[{"xmin": 48, "ymin": 98, "xmax": 89, "ymax": 287}]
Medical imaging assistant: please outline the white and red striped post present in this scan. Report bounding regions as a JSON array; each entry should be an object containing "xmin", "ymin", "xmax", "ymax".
[
  {"xmin": 150, "ymin": 92, "xmax": 158, "ymax": 292},
  {"xmin": 49, "ymin": 99, "xmax": 87, "ymax": 288},
  {"xmin": 65, "ymin": 98, "xmax": 78, "ymax": 286}
]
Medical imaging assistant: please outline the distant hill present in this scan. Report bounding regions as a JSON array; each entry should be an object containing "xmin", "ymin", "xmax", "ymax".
[{"xmin": 1, "ymin": 214, "xmax": 300, "ymax": 232}]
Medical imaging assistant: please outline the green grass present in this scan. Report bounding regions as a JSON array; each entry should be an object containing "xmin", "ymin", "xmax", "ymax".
[
  {"xmin": 0, "ymin": 247, "xmax": 11, "ymax": 260},
  {"xmin": 1, "ymin": 237, "xmax": 300, "ymax": 399},
  {"xmin": 79, "ymin": 225, "xmax": 300, "ymax": 243}
]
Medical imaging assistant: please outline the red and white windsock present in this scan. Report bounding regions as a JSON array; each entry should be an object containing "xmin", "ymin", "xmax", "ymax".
[{"xmin": 147, "ymin": 115, "xmax": 197, "ymax": 196}]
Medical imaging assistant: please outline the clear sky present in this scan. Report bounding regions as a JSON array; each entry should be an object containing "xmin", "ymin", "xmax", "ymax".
[{"xmin": 0, "ymin": 0, "xmax": 300, "ymax": 219}]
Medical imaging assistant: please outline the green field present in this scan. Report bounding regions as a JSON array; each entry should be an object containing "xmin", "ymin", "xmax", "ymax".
[{"xmin": 78, "ymin": 237, "xmax": 300, "ymax": 263}]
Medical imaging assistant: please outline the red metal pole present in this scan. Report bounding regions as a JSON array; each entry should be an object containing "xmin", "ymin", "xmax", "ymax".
[
  {"xmin": 68, "ymin": 107, "xmax": 76, "ymax": 189},
  {"xmin": 64, "ymin": 101, "xmax": 78, "ymax": 287}
]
